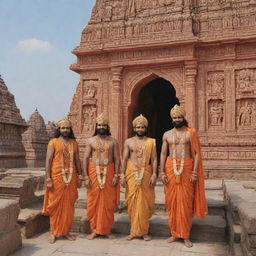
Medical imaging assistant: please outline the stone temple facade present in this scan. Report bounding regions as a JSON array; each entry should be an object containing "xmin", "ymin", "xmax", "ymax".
[
  {"xmin": 22, "ymin": 109, "xmax": 49, "ymax": 168},
  {"xmin": 69, "ymin": 0, "xmax": 256, "ymax": 179},
  {"xmin": 0, "ymin": 75, "xmax": 27, "ymax": 168}
]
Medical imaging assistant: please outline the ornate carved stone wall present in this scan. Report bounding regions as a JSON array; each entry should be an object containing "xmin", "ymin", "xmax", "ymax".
[
  {"xmin": 22, "ymin": 110, "xmax": 49, "ymax": 168},
  {"xmin": 69, "ymin": 0, "xmax": 256, "ymax": 179},
  {"xmin": 0, "ymin": 76, "xmax": 27, "ymax": 168}
]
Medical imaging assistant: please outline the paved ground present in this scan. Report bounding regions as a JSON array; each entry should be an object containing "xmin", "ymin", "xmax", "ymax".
[{"xmin": 11, "ymin": 232, "xmax": 227, "ymax": 256}]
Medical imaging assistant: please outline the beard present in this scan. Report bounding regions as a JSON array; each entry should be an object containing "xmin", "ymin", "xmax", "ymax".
[
  {"xmin": 96, "ymin": 128, "xmax": 109, "ymax": 136},
  {"xmin": 60, "ymin": 131, "xmax": 70, "ymax": 138},
  {"xmin": 173, "ymin": 120, "xmax": 187, "ymax": 128},
  {"xmin": 135, "ymin": 131, "xmax": 147, "ymax": 137}
]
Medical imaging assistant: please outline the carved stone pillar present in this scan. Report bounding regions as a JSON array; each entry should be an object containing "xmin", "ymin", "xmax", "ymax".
[
  {"xmin": 184, "ymin": 61, "xmax": 197, "ymax": 128},
  {"xmin": 110, "ymin": 67, "xmax": 123, "ymax": 142},
  {"xmin": 224, "ymin": 62, "xmax": 236, "ymax": 132}
]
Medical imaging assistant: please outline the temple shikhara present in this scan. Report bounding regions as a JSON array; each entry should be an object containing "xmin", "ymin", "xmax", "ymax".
[{"xmin": 70, "ymin": 0, "xmax": 256, "ymax": 179}]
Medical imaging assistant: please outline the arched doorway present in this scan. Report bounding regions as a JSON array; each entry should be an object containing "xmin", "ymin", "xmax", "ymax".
[{"xmin": 131, "ymin": 77, "xmax": 179, "ymax": 160}]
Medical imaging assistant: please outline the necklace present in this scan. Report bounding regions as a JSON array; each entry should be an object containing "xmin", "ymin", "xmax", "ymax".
[
  {"xmin": 95, "ymin": 136, "xmax": 109, "ymax": 189},
  {"xmin": 134, "ymin": 137, "xmax": 146, "ymax": 186},
  {"xmin": 172, "ymin": 131, "xmax": 187, "ymax": 183},
  {"xmin": 61, "ymin": 139, "xmax": 74, "ymax": 185}
]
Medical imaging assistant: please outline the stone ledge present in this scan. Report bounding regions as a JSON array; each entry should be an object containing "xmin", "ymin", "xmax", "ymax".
[
  {"xmin": 0, "ymin": 199, "xmax": 20, "ymax": 233},
  {"xmin": 18, "ymin": 203, "xmax": 49, "ymax": 238},
  {"xmin": 238, "ymin": 202, "xmax": 256, "ymax": 235},
  {"xmin": 0, "ymin": 226, "xmax": 22, "ymax": 256},
  {"xmin": 71, "ymin": 210, "xmax": 226, "ymax": 243}
]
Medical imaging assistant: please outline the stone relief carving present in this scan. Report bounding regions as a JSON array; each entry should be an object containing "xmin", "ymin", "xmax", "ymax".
[
  {"xmin": 209, "ymin": 100, "xmax": 224, "ymax": 126},
  {"xmin": 83, "ymin": 80, "xmax": 97, "ymax": 99},
  {"xmin": 235, "ymin": 69, "xmax": 256, "ymax": 96},
  {"xmin": 236, "ymin": 99, "xmax": 256, "ymax": 128},
  {"xmin": 207, "ymin": 71, "xmax": 224, "ymax": 98},
  {"xmin": 82, "ymin": 105, "xmax": 97, "ymax": 135}
]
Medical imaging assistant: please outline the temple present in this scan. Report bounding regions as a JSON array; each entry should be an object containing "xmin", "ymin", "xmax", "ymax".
[
  {"xmin": 0, "ymin": 75, "xmax": 27, "ymax": 168},
  {"xmin": 70, "ymin": 0, "xmax": 256, "ymax": 179}
]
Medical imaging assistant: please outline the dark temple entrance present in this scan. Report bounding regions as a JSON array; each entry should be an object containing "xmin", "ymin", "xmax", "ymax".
[{"xmin": 132, "ymin": 77, "xmax": 179, "ymax": 161}]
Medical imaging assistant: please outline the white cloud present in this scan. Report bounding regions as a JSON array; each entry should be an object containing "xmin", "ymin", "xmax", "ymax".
[{"xmin": 17, "ymin": 38, "xmax": 54, "ymax": 53}]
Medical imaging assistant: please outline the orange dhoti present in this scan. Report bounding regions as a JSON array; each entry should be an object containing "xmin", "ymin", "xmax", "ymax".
[
  {"xmin": 164, "ymin": 157, "xmax": 194, "ymax": 239},
  {"xmin": 42, "ymin": 139, "xmax": 78, "ymax": 236},
  {"xmin": 164, "ymin": 127, "xmax": 208, "ymax": 239},
  {"xmin": 87, "ymin": 162, "xmax": 119, "ymax": 235},
  {"xmin": 125, "ymin": 160, "xmax": 155, "ymax": 237}
]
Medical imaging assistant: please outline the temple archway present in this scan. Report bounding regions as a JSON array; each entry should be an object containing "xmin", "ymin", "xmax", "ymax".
[{"xmin": 129, "ymin": 77, "xmax": 179, "ymax": 160}]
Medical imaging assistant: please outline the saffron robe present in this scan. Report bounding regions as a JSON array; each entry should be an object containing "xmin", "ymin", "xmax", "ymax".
[
  {"xmin": 87, "ymin": 162, "xmax": 119, "ymax": 235},
  {"xmin": 164, "ymin": 127, "xmax": 208, "ymax": 239},
  {"xmin": 42, "ymin": 138, "xmax": 78, "ymax": 236},
  {"xmin": 125, "ymin": 138, "xmax": 156, "ymax": 237}
]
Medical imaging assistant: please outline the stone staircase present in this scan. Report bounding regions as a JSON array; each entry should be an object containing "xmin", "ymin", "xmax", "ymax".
[{"xmin": 71, "ymin": 180, "xmax": 227, "ymax": 244}]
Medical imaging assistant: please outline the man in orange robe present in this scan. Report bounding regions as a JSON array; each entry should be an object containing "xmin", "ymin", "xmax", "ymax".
[
  {"xmin": 160, "ymin": 105, "xmax": 208, "ymax": 247},
  {"xmin": 83, "ymin": 113, "xmax": 120, "ymax": 240},
  {"xmin": 121, "ymin": 115, "xmax": 157, "ymax": 241},
  {"xmin": 42, "ymin": 117, "xmax": 82, "ymax": 244}
]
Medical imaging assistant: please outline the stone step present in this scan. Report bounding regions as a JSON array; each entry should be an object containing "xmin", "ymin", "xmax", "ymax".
[
  {"xmin": 71, "ymin": 210, "xmax": 227, "ymax": 243},
  {"xmin": 18, "ymin": 202, "xmax": 49, "ymax": 238},
  {"xmin": 75, "ymin": 188, "xmax": 225, "ymax": 216}
]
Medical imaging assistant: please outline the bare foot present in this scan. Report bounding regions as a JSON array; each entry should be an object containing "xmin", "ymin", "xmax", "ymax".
[
  {"xmin": 184, "ymin": 239, "xmax": 193, "ymax": 248},
  {"xmin": 87, "ymin": 233, "xmax": 97, "ymax": 240},
  {"xmin": 125, "ymin": 235, "xmax": 134, "ymax": 241},
  {"xmin": 48, "ymin": 234, "xmax": 56, "ymax": 244},
  {"xmin": 106, "ymin": 233, "xmax": 115, "ymax": 239},
  {"xmin": 143, "ymin": 235, "xmax": 151, "ymax": 241},
  {"xmin": 65, "ymin": 234, "xmax": 76, "ymax": 241},
  {"xmin": 166, "ymin": 236, "xmax": 176, "ymax": 243}
]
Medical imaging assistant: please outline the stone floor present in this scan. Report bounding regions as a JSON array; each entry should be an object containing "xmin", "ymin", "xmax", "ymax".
[{"xmin": 11, "ymin": 232, "xmax": 227, "ymax": 256}]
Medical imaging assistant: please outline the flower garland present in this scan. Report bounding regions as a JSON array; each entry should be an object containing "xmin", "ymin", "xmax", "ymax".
[
  {"xmin": 134, "ymin": 138, "xmax": 146, "ymax": 186},
  {"xmin": 95, "ymin": 137, "xmax": 109, "ymax": 189},
  {"xmin": 172, "ymin": 132, "xmax": 187, "ymax": 183},
  {"xmin": 61, "ymin": 140, "xmax": 74, "ymax": 185}
]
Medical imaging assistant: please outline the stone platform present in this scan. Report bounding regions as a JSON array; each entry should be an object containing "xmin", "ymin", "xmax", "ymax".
[{"xmin": 11, "ymin": 232, "xmax": 227, "ymax": 256}]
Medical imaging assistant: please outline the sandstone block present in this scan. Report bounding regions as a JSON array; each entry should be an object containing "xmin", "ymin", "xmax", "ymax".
[
  {"xmin": 238, "ymin": 202, "xmax": 256, "ymax": 234},
  {"xmin": 0, "ymin": 199, "xmax": 20, "ymax": 233},
  {"xmin": 0, "ymin": 226, "xmax": 22, "ymax": 256}
]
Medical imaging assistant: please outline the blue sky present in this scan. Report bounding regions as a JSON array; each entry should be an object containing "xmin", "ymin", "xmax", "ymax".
[{"xmin": 0, "ymin": 0, "xmax": 96, "ymax": 123}]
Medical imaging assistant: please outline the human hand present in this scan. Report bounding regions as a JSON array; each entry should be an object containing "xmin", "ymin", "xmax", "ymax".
[
  {"xmin": 46, "ymin": 178, "xmax": 53, "ymax": 191},
  {"xmin": 190, "ymin": 172, "xmax": 197, "ymax": 185},
  {"xmin": 120, "ymin": 174, "xmax": 126, "ymax": 188},
  {"xmin": 149, "ymin": 173, "xmax": 157, "ymax": 187},
  {"xmin": 84, "ymin": 176, "xmax": 92, "ymax": 189},
  {"xmin": 160, "ymin": 172, "xmax": 168, "ymax": 185},
  {"xmin": 112, "ymin": 174, "xmax": 119, "ymax": 186},
  {"xmin": 77, "ymin": 175, "xmax": 84, "ymax": 188}
]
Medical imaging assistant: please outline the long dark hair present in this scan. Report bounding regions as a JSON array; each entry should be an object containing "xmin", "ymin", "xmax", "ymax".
[
  {"xmin": 54, "ymin": 127, "xmax": 76, "ymax": 139},
  {"xmin": 93, "ymin": 124, "xmax": 111, "ymax": 136}
]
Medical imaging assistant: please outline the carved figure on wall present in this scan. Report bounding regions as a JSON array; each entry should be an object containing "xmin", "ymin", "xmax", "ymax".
[
  {"xmin": 236, "ymin": 69, "xmax": 255, "ymax": 93},
  {"xmin": 209, "ymin": 101, "xmax": 223, "ymax": 126},
  {"xmin": 82, "ymin": 105, "xmax": 97, "ymax": 135},
  {"xmin": 237, "ymin": 101, "xmax": 252, "ymax": 127},
  {"xmin": 207, "ymin": 72, "xmax": 224, "ymax": 96},
  {"xmin": 83, "ymin": 81, "xmax": 97, "ymax": 99}
]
